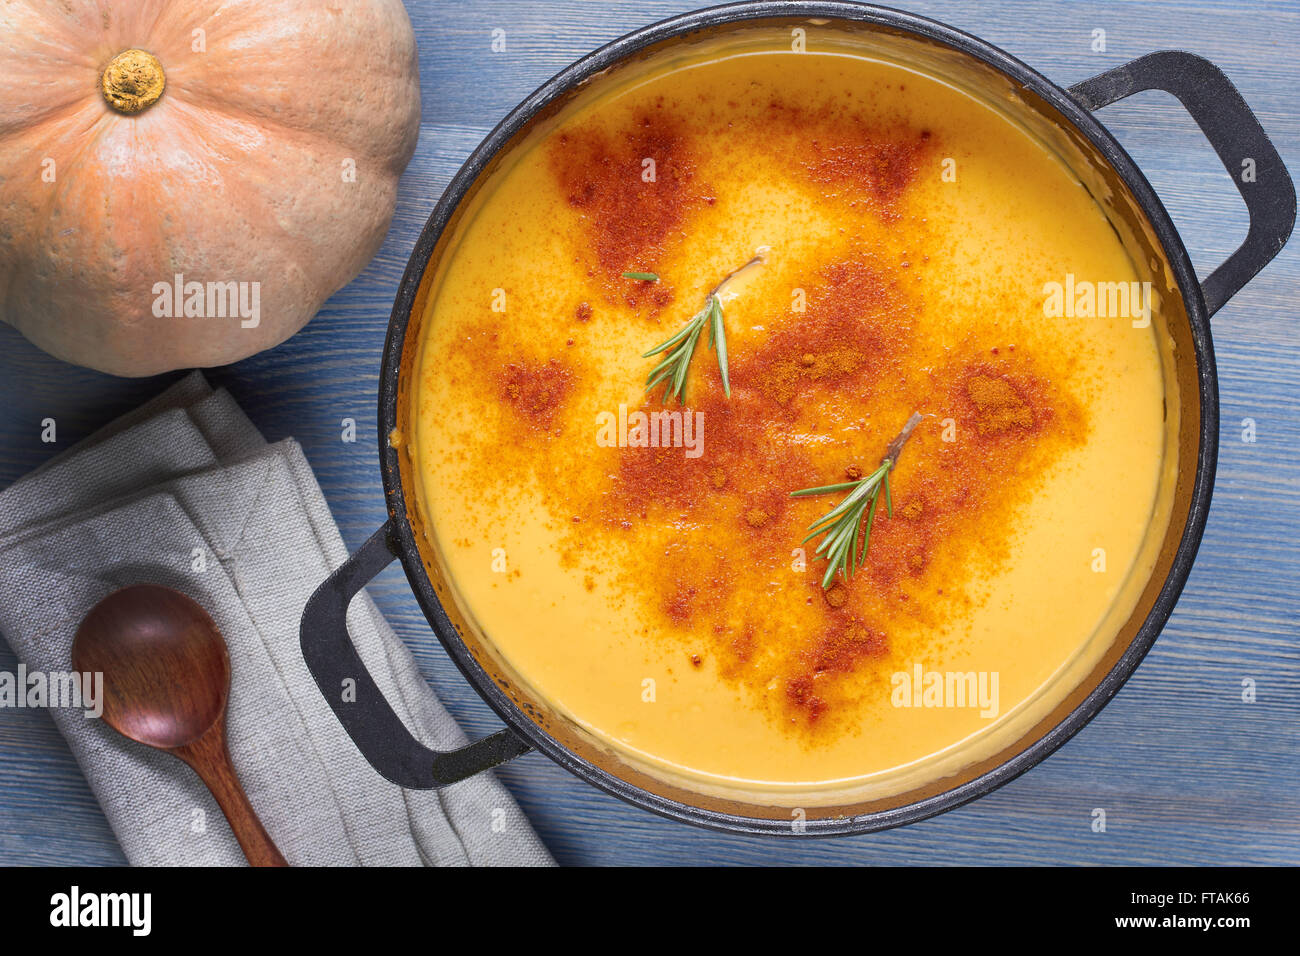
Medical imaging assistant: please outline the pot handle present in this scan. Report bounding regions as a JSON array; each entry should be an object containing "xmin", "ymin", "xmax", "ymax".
[
  {"xmin": 1070, "ymin": 51, "xmax": 1295, "ymax": 317},
  {"xmin": 300, "ymin": 521, "xmax": 531, "ymax": 788}
]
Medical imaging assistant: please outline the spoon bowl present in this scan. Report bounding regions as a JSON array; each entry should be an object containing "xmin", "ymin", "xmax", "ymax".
[{"xmin": 73, "ymin": 585, "xmax": 228, "ymax": 750}]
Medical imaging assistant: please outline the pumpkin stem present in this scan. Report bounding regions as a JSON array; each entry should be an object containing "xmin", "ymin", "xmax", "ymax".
[{"xmin": 101, "ymin": 49, "xmax": 166, "ymax": 115}]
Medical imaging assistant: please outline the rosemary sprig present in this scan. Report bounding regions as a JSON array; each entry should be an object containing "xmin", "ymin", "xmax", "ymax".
[
  {"xmin": 622, "ymin": 271, "xmax": 660, "ymax": 281},
  {"xmin": 644, "ymin": 294, "xmax": 724, "ymax": 404},
  {"xmin": 641, "ymin": 253, "xmax": 764, "ymax": 404},
  {"xmin": 791, "ymin": 412, "xmax": 923, "ymax": 589}
]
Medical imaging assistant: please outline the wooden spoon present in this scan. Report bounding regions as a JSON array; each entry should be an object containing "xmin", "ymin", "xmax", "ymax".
[{"xmin": 72, "ymin": 584, "xmax": 288, "ymax": 867}]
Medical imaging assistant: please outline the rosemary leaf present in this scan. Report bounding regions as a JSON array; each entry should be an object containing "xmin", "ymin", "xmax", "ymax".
[{"xmin": 710, "ymin": 296, "xmax": 730, "ymax": 398}]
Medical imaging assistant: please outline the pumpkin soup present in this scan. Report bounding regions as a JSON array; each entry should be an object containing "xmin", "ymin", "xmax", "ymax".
[{"xmin": 406, "ymin": 40, "xmax": 1174, "ymax": 803}]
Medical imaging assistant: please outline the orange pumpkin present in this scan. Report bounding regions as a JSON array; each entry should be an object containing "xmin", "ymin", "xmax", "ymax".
[{"xmin": 0, "ymin": 1, "xmax": 420, "ymax": 376}]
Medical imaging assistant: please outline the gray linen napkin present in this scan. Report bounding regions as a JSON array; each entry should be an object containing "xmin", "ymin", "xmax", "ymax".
[{"xmin": 0, "ymin": 372, "xmax": 552, "ymax": 866}]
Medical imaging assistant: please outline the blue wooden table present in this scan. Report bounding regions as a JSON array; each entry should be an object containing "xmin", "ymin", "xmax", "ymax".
[{"xmin": 2, "ymin": 0, "xmax": 1297, "ymax": 866}]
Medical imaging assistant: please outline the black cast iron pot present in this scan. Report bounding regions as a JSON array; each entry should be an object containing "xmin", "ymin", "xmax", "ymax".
[{"xmin": 300, "ymin": 1, "xmax": 1295, "ymax": 835}]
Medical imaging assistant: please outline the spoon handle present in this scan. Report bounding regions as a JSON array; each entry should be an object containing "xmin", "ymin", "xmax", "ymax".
[{"xmin": 175, "ymin": 730, "xmax": 288, "ymax": 867}]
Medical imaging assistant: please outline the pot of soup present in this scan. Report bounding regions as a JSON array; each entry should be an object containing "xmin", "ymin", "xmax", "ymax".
[{"xmin": 300, "ymin": 1, "xmax": 1294, "ymax": 834}]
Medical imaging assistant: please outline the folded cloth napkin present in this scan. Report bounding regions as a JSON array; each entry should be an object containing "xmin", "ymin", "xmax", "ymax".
[{"xmin": 0, "ymin": 372, "xmax": 552, "ymax": 866}]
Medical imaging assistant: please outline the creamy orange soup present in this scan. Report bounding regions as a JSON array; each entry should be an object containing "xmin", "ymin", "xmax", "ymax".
[{"xmin": 407, "ymin": 38, "xmax": 1175, "ymax": 803}]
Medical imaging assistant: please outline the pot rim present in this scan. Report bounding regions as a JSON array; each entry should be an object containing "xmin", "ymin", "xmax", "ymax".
[{"xmin": 377, "ymin": 0, "xmax": 1218, "ymax": 835}]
